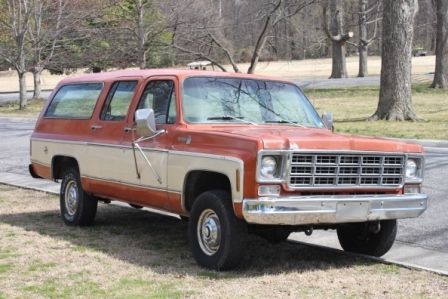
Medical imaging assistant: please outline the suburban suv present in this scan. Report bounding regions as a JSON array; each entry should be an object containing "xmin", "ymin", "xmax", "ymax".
[{"xmin": 29, "ymin": 69, "xmax": 428, "ymax": 270}]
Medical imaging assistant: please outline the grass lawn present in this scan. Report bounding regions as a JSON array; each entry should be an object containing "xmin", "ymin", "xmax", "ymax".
[
  {"xmin": 0, "ymin": 98, "xmax": 45, "ymax": 118},
  {"xmin": 0, "ymin": 185, "xmax": 447, "ymax": 298},
  {"xmin": 307, "ymin": 85, "xmax": 448, "ymax": 140}
]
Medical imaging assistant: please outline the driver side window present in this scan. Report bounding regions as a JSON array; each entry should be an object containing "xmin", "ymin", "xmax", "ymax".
[{"xmin": 138, "ymin": 80, "xmax": 176, "ymax": 124}]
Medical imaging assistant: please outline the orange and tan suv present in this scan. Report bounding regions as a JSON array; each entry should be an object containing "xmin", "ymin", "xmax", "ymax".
[{"xmin": 30, "ymin": 69, "xmax": 427, "ymax": 270}]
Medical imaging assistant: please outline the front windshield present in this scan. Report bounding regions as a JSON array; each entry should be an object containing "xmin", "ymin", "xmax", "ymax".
[{"xmin": 182, "ymin": 77, "xmax": 324, "ymax": 128}]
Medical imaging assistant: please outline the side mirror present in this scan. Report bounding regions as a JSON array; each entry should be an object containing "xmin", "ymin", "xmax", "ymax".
[
  {"xmin": 135, "ymin": 108, "xmax": 158, "ymax": 137},
  {"xmin": 322, "ymin": 112, "xmax": 334, "ymax": 131}
]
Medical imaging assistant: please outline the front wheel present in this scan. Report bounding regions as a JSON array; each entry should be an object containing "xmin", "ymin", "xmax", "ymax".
[
  {"xmin": 337, "ymin": 220, "xmax": 397, "ymax": 257},
  {"xmin": 189, "ymin": 190, "xmax": 248, "ymax": 270},
  {"xmin": 60, "ymin": 167, "xmax": 98, "ymax": 226}
]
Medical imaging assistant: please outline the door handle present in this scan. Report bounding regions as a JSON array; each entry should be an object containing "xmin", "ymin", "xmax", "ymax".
[
  {"xmin": 90, "ymin": 124, "xmax": 102, "ymax": 130},
  {"xmin": 124, "ymin": 127, "xmax": 135, "ymax": 133}
]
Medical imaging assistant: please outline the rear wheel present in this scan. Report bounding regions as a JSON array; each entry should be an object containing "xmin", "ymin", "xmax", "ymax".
[
  {"xmin": 337, "ymin": 220, "xmax": 397, "ymax": 257},
  {"xmin": 60, "ymin": 167, "xmax": 98, "ymax": 226},
  {"xmin": 189, "ymin": 190, "xmax": 247, "ymax": 270}
]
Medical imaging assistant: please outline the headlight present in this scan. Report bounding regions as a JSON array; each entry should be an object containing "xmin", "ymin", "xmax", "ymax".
[
  {"xmin": 260, "ymin": 156, "xmax": 278, "ymax": 179},
  {"xmin": 405, "ymin": 159, "xmax": 417, "ymax": 179},
  {"xmin": 257, "ymin": 152, "xmax": 286, "ymax": 183},
  {"xmin": 404, "ymin": 157, "xmax": 423, "ymax": 183}
]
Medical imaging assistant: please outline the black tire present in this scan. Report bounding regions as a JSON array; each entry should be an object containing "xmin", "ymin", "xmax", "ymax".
[
  {"xmin": 179, "ymin": 215, "xmax": 189, "ymax": 222},
  {"xmin": 256, "ymin": 227, "xmax": 291, "ymax": 244},
  {"xmin": 189, "ymin": 190, "xmax": 248, "ymax": 270},
  {"xmin": 337, "ymin": 220, "xmax": 397, "ymax": 257},
  {"xmin": 60, "ymin": 167, "xmax": 98, "ymax": 226}
]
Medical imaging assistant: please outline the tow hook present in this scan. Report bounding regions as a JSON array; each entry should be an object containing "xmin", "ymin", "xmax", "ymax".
[
  {"xmin": 304, "ymin": 226, "xmax": 313, "ymax": 236},
  {"xmin": 368, "ymin": 221, "xmax": 381, "ymax": 234}
]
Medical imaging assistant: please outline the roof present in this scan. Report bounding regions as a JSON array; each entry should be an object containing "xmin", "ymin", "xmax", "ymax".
[{"xmin": 57, "ymin": 68, "xmax": 292, "ymax": 85}]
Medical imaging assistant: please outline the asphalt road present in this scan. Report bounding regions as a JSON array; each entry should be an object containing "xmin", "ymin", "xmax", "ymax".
[
  {"xmin": 398, "ymin": 146, "xmax": 448, "ymax": 252},
  {"xmin": 0, "ymin": 90, "xmax": 52, "ymax": 105},
  {"xmin": 0, "ymin": 73, "xmax": 435, "ymax": 106},
  {"xmin": 0, "ymin": 117, "xmax": 447, "ymax": 267}
]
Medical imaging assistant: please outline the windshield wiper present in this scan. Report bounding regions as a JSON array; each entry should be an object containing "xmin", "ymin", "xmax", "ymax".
[
  {"xmin": 265, "ymin": 120, "xmax": 307, "ymax": 128},
  {"xmin": 207, "ymin": 116, "xmax": 257, "ymax": 125}
]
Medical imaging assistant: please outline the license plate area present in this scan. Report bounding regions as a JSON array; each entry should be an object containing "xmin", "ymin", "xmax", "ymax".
[{"xmin": 336, "ymin": 201, "xmax": 370, "ymax": 221}]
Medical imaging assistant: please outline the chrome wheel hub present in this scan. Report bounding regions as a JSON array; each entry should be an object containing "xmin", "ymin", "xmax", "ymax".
[
  {"xmin": 65, "ymin": 181, "xmax": 78, "ymax": 216},
  {"xmin": 197, "ymin": 209, "xmax": 221, "ymax": 255}
]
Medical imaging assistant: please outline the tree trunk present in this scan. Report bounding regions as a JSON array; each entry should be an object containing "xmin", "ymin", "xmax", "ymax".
[
  {"xmin": 247, "ymin": 8, "xmax": 273, "ymax": 74},
  {"xmin": 358, "ymin": 0, "xmax": 368, "ymax": 77},
  {"xmin": 358, "ymin": 44, "xmax": 368, "ymax": 77},
  {"xmin": 327, "ymin": 0, "xmax": 349, "ymax": 78},
  {"xmin": 32, "ymin": 67, "xmax": 43, "ymax": 99},
  {"xmin": 247, "ymin": 0, "xmax": 282, "ymax": 74},
  {"xmin": 18, "ymin": 45, "xmax": 28, "ymax": 110},
  {"xmin": 247, "ymin": 37, "xmax": 266, "ymax": 74},
  {"xmin": 370, "ymin": 0, "xmax": 419, "ymax": 121},
  {"xmin": 431, "ymin": 0, "xmax": 448, "ymax": 89},
  {"xmin": 18, "ymin": 71, "xmax": 28, "ymax": 110},
  {"xmin": 139, "ymin": 50, "xmax": 147, "ymax": 69},
  {"xmin": 331, "ymin": 41, "xmax": 348, "ymax": 78},
  {"xmin": 137, "ymin": 0, "xmax": 146, "ymax": 69}
]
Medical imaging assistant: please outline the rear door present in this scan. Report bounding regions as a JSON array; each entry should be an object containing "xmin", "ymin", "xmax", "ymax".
[{"xmin": 85, "ymin": 79, "xmax": 140, "ymax": 195}]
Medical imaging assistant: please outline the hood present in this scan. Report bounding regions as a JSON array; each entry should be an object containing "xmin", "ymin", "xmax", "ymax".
[{"xmin": 202, "ymin": 125, "xmax": 422, "ymax": 153}]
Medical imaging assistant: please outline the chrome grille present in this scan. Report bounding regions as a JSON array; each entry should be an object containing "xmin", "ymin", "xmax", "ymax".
[{"xmin": 289, "ymin": 153, "xmax": 405, "ymax": 189}]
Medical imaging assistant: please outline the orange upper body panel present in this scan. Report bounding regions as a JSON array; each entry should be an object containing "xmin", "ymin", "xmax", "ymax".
[{"xmin": 186, "ymin": 124, "xmax": 423, "ymax": 153}]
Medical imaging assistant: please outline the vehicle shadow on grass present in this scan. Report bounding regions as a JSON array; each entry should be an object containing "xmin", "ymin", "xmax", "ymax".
[{"xmin": 0, "ymin": 203, "xmax": 375, "ymax": 277}]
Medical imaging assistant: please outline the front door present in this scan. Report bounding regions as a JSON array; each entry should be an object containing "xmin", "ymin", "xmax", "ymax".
[{"xmin": 121, "ymin": 76, "xmax": 179, "ymax": 211}]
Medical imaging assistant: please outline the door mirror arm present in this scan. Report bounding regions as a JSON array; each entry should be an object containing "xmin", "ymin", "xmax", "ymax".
[{"xmin": 131, "ymin": 108, "xmax": 165, "ymax": 184}]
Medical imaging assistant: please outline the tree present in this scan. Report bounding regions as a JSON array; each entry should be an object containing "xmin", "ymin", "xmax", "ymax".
[
  {"xmin": 28, "ymin": 0, "xmax": 65, "ymax": 99},
  {"xmin": 114, "ymin": 0, "xmax": 167, "ymax": 69},
  {"xmin": 323, "ymin": 0, "xmax": 353, "ymax": 78},
  {"xmin": 169, "ymin": 0, "xmax": 239, "ymax": 72},
  {"xmin": 357, "ymin": 0, "xmax": 381, "ymax": 77},
  {"xmin": 40, "ymin": 0, "xmax": 166, "ymax": 73},
  {"xmin": 169, "ymin": 0, "xmax": 317, "ymax": 74},
  {"xmin": 0, "ymin": 0, "xmax": 33, "ymax": 109},
  {"xmin": 431, "ymin": 0, "xmax": 448, "ymax": 89},
  {"xmin": 370, "ymin": 0, "xmax": 419, "ymax": 121}
]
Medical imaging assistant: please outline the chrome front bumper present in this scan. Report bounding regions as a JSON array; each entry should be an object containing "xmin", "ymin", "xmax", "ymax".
[{"xmin": 242, "ymin": 193, "xmax": 428, "ymax": 225}]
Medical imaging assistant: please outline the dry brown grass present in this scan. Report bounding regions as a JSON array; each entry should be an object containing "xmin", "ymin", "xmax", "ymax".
[
  {"xmin": 1, "ymin": 184, "xmax": 447, "ymax": 298},
  {"xmin": 0, "ymin": 56, "xmax": 436, "ymax": 92},
  {"xmin": 235, "ymin": 55, "xmax": 435, "ymax": 80}
]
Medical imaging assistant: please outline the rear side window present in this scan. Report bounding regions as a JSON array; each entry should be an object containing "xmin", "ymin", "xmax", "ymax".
[{"xmin": 45, "ymin": 83, "xmax": 103, "ymax": 119}]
